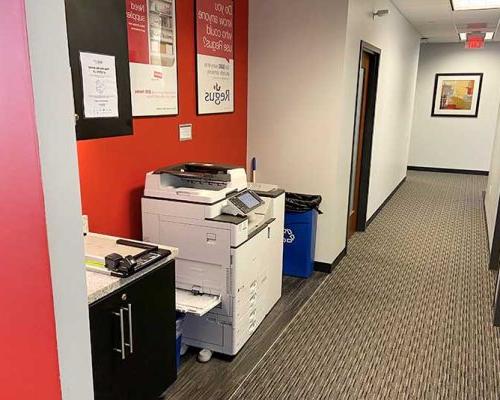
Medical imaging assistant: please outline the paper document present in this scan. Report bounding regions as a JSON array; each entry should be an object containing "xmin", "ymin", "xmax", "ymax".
[{"xmin": 80, "ymin": 52, "xmax": 119, "ymax": 119}]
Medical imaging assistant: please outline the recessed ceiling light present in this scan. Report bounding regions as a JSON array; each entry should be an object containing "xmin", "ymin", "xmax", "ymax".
[
  {"xmin": 485, "ymin": 31, "xmax": 495, "ymax": 39},
  {"xmin": 452, "ymin": 0, "xmax": 500, "ymax": 11},
  {"xmin": 459, "ymin": 32, "xmax": 468, "ymax": 40}
]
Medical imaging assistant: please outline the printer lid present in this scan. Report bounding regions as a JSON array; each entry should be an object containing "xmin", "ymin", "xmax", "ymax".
[
  {"xmin": 154, "ymin": 163, "xmax": 240, "ymax": 183},
  {"xmin": 145, "ymin": 162, "xmax": 248, "ymax": 203}
]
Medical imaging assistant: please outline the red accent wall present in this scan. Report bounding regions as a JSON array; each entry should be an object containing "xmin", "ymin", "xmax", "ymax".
[
  {"xmin": 78, "ymin": 0, "xmax": 248, "ymax": 239},
  {"xmin": 0, "ymin": 1, "xmax": 62, "ymax": 398}
]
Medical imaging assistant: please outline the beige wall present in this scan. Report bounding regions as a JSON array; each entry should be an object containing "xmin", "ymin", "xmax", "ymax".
[
  {"xmin": 25, "ymin": 0, "xmax": 94, "ymax": 397},
  {"xmin": 341, "ymin": 0, "xmax": 421, "ymax": 220},
  {"xmin": 485, "ymin": 105, "xmax": 500, "ymax": 250},
  {"xmin": 247, "ymin": 0, "xmax": 421, "ymax": 263},
  {"xmin": 409, "ymin": 42, "xmax": 500, "ymax": 172},
  {"xmin": 247, "ymin": 0, "xmax": 350, "ymax": 263}
]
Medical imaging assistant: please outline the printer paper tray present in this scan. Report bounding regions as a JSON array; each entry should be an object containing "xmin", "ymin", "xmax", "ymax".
[{"xmin": 176, "ymin": 289, "xmax": 221, "ymax": 316}]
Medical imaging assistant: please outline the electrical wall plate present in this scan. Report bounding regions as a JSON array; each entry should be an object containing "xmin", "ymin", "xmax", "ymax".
[{"xmin": 82, "ymin": 215, "xmax": 89, "ymax": 235}]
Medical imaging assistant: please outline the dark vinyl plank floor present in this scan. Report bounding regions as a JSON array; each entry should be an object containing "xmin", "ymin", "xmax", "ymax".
[{"xmin": 162, "ymin": 271, "xmax": 328, "ymax": 400}]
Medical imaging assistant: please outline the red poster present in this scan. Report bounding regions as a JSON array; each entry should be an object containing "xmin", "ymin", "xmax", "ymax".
[
  {"xmin": 126, "ymin": 0, "xmax": 179, "ymax": 116},
  {"xmin": 196, "ymin": 0, "xmax": 234, "ymax": 60},
  {"xmin": 196, "ymin": 0, "xmax": 234, "ymax": 114},
  {"xmin": 126, "ymin": 0, "xmax": 149, "ymax": 63}
]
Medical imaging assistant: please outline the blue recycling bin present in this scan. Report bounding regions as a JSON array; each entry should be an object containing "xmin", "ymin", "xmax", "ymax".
[
  {"xmin": 175, "ymin": 313, "xmax": 185, "ymax": 370},
  {"xmin": 283, "ymin": 209, "xmax": 318, "ymax": 278}
]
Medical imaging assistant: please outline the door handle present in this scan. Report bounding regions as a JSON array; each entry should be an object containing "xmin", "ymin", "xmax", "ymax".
[
  {"xmin": 123, "ymin": 304, "xmax": 134, "ymax": 354},
  {"xmin": 113, "ymin": 309, "xmax": 126, "ymax": 360}
]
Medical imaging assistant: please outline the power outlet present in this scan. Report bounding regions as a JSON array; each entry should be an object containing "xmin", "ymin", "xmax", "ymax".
[{"xmin": 82, "ymin": 215, "xmax": 89, "ymax": 235}]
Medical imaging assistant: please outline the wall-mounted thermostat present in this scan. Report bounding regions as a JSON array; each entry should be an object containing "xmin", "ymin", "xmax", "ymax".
[{"xmin": 179, "ymin": 124, "xmax": 192, "ymax": 141}]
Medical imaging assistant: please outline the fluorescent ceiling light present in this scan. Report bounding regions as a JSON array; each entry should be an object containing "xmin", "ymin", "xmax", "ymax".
[
  {"xmin": 459, "ymin": 31, "xmax": 495, "ymax": 40},
  {"xmin": 452, "ymin": 0, "xmax": 500, "ymax": 10}
]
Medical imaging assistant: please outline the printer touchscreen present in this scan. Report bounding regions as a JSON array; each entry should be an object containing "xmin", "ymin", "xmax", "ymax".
[
  {"xmin": 238, "ymin": 192, "xmax": 260, "ymax": 209},
  {"xmin": 222, "ymin": 190, "xmax": 263, "ymax": 216}
]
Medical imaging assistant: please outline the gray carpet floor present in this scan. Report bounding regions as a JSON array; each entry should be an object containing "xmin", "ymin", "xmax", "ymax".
[{"xmin": 230, "ymin": 171, "xmax": 500, "ymax": 400}]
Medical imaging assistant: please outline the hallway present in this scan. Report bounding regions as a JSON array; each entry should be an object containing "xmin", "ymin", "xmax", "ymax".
[{"xmin": 231, "ymin": 171, "xmax": 500, "ymax": 399}]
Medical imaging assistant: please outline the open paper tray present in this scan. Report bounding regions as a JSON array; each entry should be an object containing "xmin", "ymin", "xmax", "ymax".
[{"xmin": 176, "ymin": 289, "xmax": 221, "ymax": 317}]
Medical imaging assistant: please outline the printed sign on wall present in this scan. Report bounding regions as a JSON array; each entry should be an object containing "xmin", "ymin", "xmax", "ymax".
[
  {"xmin": 196, "ymin": 0, "xmax": 234, "ymax": 115},
  {"xmin": 126, "ymin": 0, "xmax": 178, "ymax": 116},
  {"xmin": 79, "ymin": 52, "xmax": 119, "ymax": 119}
]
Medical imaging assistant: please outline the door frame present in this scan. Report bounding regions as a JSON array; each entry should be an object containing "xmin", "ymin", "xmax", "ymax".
[
  {"xmin": 489, "ymin": 193, "xmax": 500, "ymax": 270},
  {"xmin": 346, "ymin": 41, "xmax": 381, "ymax": 244}
]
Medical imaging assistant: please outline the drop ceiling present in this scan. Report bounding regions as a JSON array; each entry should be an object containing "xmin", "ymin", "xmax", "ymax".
[{"xmin": 391, "ymin": 0, "xmax": 500, "ymax": 42}]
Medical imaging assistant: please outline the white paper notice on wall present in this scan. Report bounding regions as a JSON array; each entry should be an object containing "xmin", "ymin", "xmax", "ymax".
[{"xmin": 79, "ymin": 52, "xmax": 119, "ymax": 119}]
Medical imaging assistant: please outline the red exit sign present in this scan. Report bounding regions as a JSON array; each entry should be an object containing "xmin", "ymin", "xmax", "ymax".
[{"xmin": 466, "ymin": 34, "xmax": 485, "ymax": 49}]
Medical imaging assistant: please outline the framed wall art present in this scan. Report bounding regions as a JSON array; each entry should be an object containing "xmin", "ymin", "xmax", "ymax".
[
  {"xmin": 126, "ymin": 0, "xmax": 179, "ymax": 117},
  {"xmin": 431, "ymin": 73, "xmax": 483, "ymax": 118},
  {"xmin": 196, "ymin": 0, "xmax": 234, "ymax": 115}
]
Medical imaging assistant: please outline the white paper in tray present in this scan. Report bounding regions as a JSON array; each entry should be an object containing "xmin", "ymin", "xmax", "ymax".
[{"xmin": 176, "ymin": 289, "xmax": 221, "ymax": 316}]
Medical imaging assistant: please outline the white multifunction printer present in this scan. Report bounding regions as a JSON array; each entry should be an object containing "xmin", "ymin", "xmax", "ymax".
[{"xmin": 142, "ymin": 163, "xmax": 285, "ymax": 362}]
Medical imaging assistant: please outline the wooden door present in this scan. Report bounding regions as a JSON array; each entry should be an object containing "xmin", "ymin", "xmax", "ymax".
[{"xmin": 348, "ymin": 52, "xmax": 371, "ymax": 239}]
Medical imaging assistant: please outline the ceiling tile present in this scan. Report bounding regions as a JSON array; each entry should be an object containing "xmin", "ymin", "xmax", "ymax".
[{"xmin": 392, "ymin": 0, "xmax": 500, "ymax": 42}]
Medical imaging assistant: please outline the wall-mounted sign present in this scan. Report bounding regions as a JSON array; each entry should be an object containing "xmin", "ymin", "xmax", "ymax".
[
  {"xmin": 431, "ymin": 73, "xmax": 483, "ymax": 118},
  {"xmin": 179, "ymin": 123, "xmax": 193, "ymax": 141},
  {"xmin": 196, "ymin": 0, "xmax": 234, "ymax": 115},
  {"xmin": 465, "ymin": 34, "xmax": 485, "ymax": 49},
  {"xmin": 80, "ymin": 52, "xmax": 119, "ymax": 119},
  {"xmin": 66, "ymin": 0, "xmax": 133, "ymax": 140},
  {"xmin": 126, "ymin": 0, "xmax": 178, "ymax": 117}
]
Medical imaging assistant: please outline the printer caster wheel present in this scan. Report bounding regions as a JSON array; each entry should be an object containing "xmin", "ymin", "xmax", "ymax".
[
  {"xmin": 198, "ymin": 349, "xmax": 213, "ymax": 363},
  {"xmin": 180, "ymin": 344, "xmax": 189, "ymax": 356}
]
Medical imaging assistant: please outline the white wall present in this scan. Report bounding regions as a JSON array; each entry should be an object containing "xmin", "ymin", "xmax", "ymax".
[
  {"xmin": 247, "ymin": 0, "xmax": 350, "ymax": 263},
  {"xmin": 247, "ymin": 0, "xmax": 420, "ymax": 263},
  {"xmin": 485, "ymin": 105, "xmax": 500, "ymax": 250},
  {"xmin": 409, "ymin": 42, "xmax": 500, "ymax": 172},
  {"xmin": 25, "ymin": 0, "xmax": 94, "ymax": 398},
  {"xmin": 341, "ymin": 0, "xmax": 421, "ymax": 219}
]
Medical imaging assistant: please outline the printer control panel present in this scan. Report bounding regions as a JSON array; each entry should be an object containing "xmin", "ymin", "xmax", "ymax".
[{"xmin": 223, "ymin": 190, "xmax": 264, "ymax": 216}]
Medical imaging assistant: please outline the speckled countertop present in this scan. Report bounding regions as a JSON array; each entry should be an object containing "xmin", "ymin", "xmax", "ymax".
[{"xmin": 85, "ymin": 233, "xmax": 178, "ymax": 305}]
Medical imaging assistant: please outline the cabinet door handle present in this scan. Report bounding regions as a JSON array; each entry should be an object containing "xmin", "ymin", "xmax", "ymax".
[
  {"xmin": 113, "ymin": 309, "xmax": 126, "ymax": 360},
  {"xmin": 126, "ymin": 304, "xmax": 134, "ymax": 354}
]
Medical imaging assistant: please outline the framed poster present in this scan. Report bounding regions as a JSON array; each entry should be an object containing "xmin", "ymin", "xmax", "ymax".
[
  {"xmin": 126, "ymin": 0, "xmax": 179, "ymax": 116},
  {"xmin": 431, "ymin": 73, "xmax": 483, "ymax": 118},
  {"xmin": 196, "ymin": 0, "xmax": 234, "ymax": 115}
]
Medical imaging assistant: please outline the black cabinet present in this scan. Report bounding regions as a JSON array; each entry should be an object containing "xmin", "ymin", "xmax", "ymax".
[{"xmin": 89, "ymin": 261, "xmax": 176, "ymax": 399}]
